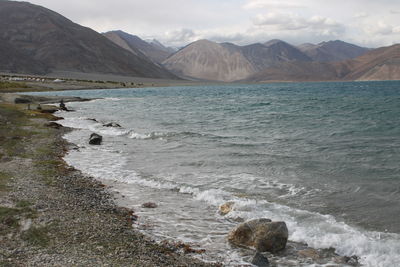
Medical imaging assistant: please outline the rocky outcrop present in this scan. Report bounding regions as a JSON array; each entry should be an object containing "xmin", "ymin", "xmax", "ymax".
[
  {"xmin": 89, "ymin": 133, "xmax": 102, "ymax": 145},
  {"xmin": 228, "ymin": 218, "xmax": 288, "ymax": 253}
]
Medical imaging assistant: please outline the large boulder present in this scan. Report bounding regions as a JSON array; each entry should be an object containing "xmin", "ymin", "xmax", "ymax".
[
  {"xmin": 228, "ymin": 218, "xmax": 288, "ymax": 253},
  {"xmin": 14, "ymin": 97, "xmax": 31, "ymax": 104},
  {"xmin": 89, "ymin": 133, "xmax": 102, "ymax": 145}
]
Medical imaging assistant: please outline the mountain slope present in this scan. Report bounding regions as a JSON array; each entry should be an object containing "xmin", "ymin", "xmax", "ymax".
[
  {"xmin": 299, "ymin": 40, "xmax": 369, "ymax": 62},
  {"xmin": 246, "ymin": 44, "xmax": 400, "ymax": 82},
  {"xmin": 163, "ymin": 40, "xmax": 256, "ymax": 81},
  {"xmin": 0, "ymin": 39, "xmax": 48, "ymax": 74},
  {"xmin": 245, "ymin": 61, "xmax": 343, "ymax": 82},
  {"xmin": 241, "ymin": 40, "xmax": 311, "ymax": 71},
  {"xmin": 148, "ymin": 39, "xmax": 176, "ymax": 55},
  {"xmin": 103, "ymin": 31, "xmax": 173, "ymax": 63},
  {"xmin": 163, "ymin": 39, "xmax": 312, "ymax": 82},
  {"xmin": 0, "ymin": 1, "xmax": 177, "ymax": 78},
  {"xmin": 344, "ymin": 44, "xmax": 400, "ymax": 80}
]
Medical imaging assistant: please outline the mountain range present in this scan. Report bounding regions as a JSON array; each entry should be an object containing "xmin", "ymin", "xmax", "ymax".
[
  {"xmin": 0, "ymin": 1, "xmax": 176, "ymax": 79},
  {"xmin": 247, "ymin": 43, "xmax": 400, "ymax": 82},
  {"xmin": 0, "ymin": 0, "xmax": 399, "ymax": 83},
  {"xmin": 162, "ymin": 39, "xmax": 387, "ymax": 82}
]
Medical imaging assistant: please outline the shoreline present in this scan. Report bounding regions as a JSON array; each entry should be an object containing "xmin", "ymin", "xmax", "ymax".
[
  {"xmin": 53, "ymin": 97, "xmax": 363, "ymax": 266},
  {"xmin": 0, "ymin": 99, "xmax": 218, "ymax": 266}
]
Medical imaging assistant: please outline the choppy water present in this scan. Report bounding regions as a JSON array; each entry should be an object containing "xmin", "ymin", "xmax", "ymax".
[{"xmin": 30, "ymin": 81, "xmax": 400, "ymax": 266}]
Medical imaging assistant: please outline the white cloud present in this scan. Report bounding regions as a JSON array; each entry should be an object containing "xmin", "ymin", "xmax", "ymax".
[
  {"xmin": 364, "ymin": 21, "xmax": 400, "ymax": 35},
  {"xmin": 163, "ymin": 29, "xmax": 198, "ymax": 46},
  {"xmin": 252, "ymin": 12, "xmax": 345, "ymax": 36},
  {"xmin": 354, "ymin": 12, "xmax": 369, "ymax": 19}
]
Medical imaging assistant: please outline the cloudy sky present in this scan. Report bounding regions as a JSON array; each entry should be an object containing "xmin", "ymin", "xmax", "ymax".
[{"xmin": 28, "ymin": 0, "xmax": 400, "ymax": 48}]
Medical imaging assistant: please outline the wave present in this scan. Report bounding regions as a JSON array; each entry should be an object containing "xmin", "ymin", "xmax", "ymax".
[{"xmin": 62, "ymin": 144, "xmax": 400, "ymax": 267}]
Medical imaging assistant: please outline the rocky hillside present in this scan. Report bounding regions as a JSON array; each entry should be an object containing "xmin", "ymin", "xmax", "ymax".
[
  {"xmin": 163, "ymin": 40, "xmax": 256, "ymax": 81},
  {"xmin": 103, "ymin": 31, "xmax": 173, "ymax": 63},
  {"xmin": 343, "ymin": 44, "xmax": 400, "ymax": 81},
  {"xmin": 0, "ymin": 1, "xmax": 177, "ymax": 79}
]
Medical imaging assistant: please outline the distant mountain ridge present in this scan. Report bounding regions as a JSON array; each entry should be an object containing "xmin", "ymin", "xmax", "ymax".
[
  {"xmin": 0, "ymin": 1, "xmax": 177, "ymax": 79},
  {"xmin": 245, "ymin": 44, "xmax": 400, "ymax": 82},
  {"xmin": 163, "ymin": 39, "xmax": 369, "ymax": 82},
  {"xmin": 298, "ymin": 40, "xmax": 369, "ymax": 62},
  {"xmin": 103, "ymin": 31, "xmax": 174, "ymax": 63},
  {"xmin": 162, "ymin": 38, "xmax": 400, "ymax": 82}
]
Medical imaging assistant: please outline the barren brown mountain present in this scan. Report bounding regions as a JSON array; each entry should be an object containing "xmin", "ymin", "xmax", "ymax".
[
  {"xmin": 163, "ymin": 40, "xmax": 256, "ymax": 82},
  {"xmin": 0, "ymin": 1, "xmax": 177, "ymax": 79},
  {"xmin": 343, "ymin": 44, "xmax": 400, "ymax": 81},
  {"xmin": 246, "ymin": 44, "xmax": 400, "ymax": 82}
]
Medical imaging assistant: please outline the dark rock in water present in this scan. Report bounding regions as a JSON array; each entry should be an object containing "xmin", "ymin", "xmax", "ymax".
[
  {"xmin": 251, "ymin": 251, "xmax": 269, "ymax": 267},
  {"xmin": 14, "ymin": 97, "xmax": 31, "ymax": 104},
  {"xmin": 45, "ymin": 122, "xmax": 62, "ymax": 129},
  {"xmin": 103, "ymin": 122, "xmax": 121, "ymax": 128},
  {"xmin": 87, "ymin": 118, "xmax": 98, "ymax": 122},
  {"xmin": 40, "ymin": 109, "xmax": 58, "ymax": 114},
  {"xmin": 228, "ymin": 218, "xmax": 288, "ymax": 253},
  {"xmin": 142, "ymin": 202, "xmax": 157, "ymax": 208},
  {"xmin": 89, "ymin": 133, "xmax": 102, "ymax": 145},
  {"xmin": 337, "ymin": 255, "xmax": 360, "ymax": 266}
]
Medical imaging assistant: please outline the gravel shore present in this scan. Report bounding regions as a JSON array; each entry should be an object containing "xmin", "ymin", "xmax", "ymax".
[{"xmin": 0, "ymin": 100, "xmax": 218, "ymax": 266}]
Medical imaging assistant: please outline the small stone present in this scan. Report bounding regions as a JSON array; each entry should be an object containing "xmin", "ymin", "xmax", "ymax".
[
  {"xmin": 251, "ymin": 252, "xmax": 269, "ymax": 267},
  {"xmin": 298, "ymin": 249, "xmax": 320, "ymax": 260},
  {"xmin": 103, "ymin": 122, "xmax": 121, "ymax": 128},
  {"xmin": 89, "ymin": 133, "xmax": 102, "ymax": 145},
  {"xmin": 142, "ymin": 202, "xmax": 157, "ymax": 208},
  {"xmin": 45, "ymin": 122, "xmax": 62, "ymax": 129},
  {"xmin": 219, "ymin": 201, "xmax": 234, "ymax": 215}
]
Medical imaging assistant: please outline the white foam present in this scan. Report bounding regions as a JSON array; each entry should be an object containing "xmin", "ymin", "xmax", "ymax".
[
  {"xmin": 128, "ymin": 131, "xmax": 164, "ymax": 140},
  {"xmin": 56, "ymin": 116, "xmax": 130, "ymax": 137}
]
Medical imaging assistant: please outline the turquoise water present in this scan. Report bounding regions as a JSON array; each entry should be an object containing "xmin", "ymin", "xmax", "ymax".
[{"xmin": 30, "ymin": 81, "xmax": 400, "ymax": 266}]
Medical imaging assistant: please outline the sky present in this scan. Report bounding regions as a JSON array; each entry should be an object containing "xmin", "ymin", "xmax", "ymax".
[{"xmin": 27, "ymin": 0, "xmax": 400, "ymax": 48}]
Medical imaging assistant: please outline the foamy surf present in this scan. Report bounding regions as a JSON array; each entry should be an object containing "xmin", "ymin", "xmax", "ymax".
[{"xmin": 60, "ymin": 130, "xmax": 400, "ymax": 267}]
